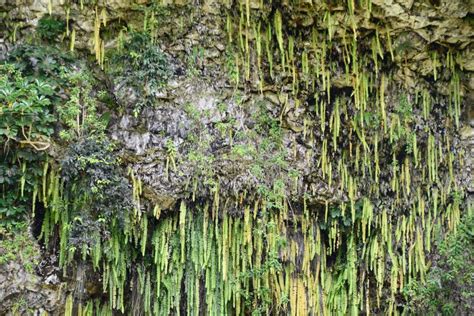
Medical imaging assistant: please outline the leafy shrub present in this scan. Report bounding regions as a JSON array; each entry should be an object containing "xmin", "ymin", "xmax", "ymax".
[
  {"xmin": 404, "ymin": 212, "xmax": 474, "ymax": 315},
  {"xmin": 0, "ymin": 64, "xmax": 55, "ymax": 226},
  {"xmin": 37, "ymin": 15, "xmax": 65, "ymax": 42},
  {"xmin": 5, "ymin": 44, "xmax": 74, "ymax": 83},
  {"xmin": 57, "ymin": 68, "xmax": 108, "ymax": 141},
  {"xmin": 0, "ymin": 64, "xmax": 55, "ymax": 143},
  {"xmin": 60, "ymin": 137, "xmax": 133, "ymax": 250},
  {"xmin": 5, "ymin": 44, "xmax": 108, "ymax": 141},
  {"xmin": 0, "ymin": 46, "xmax": 108, "ymax": 228},
  {"xmin": 108, "ymin": 31, "xmax": 171, "ymax": 115},
  {"xmin": 1, "ymin": 44, "xmax": 131, "ymax": 266}
]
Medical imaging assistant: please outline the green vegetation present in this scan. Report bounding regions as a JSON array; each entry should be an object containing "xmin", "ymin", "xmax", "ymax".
[
  {"xmin": 37, "ymin": 15, "xmax": 65, "ymax": 42},
  {"xmin": 0, "ymin": 43, "xmax": 111, "ymax": 226},
  {"xmin": 5, "ymin": 44, "xmax": 74, "ymax": 82},
  {"xmin": 57, "ymin": 68, "xmax": 107, "ymax": 141},
  {"xmin": 135, "ymin": 2, "xmax": 174, "ymax": 40},
  {"xmin": 0, "ymin": 1, "xmax": 470, "ymax": 315},
  {"xmin": 405, "ymin": 211, "xmax": 474, "ymax": 315},
  {"xmin": 186, "ymin": 46, "xmax": 204, "ymax": 77},
  {"xmin": 108, "ymin": 31, "xmax": 171, "ymax": 116},
  {"xmin": 0, "ymin": 44, "xmax": 111, "ymax": 278},
  {"xmin": 165, "ymin": 139, "xmax": 177, "ymax": 178},
  {"xmin": 48, "ymin": 137, "xmax": 133, "ymax": 267},
  {"xmin": 0, "ymin": 223, "xmax": 40, "ymax": 273},
  {"xmin": 0, "ymin": 64, "xmax": 55, "ymax": 226}
]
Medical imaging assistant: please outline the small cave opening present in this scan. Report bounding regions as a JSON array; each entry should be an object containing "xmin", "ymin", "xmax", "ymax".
[{"xmin": 31, "ymin": 201, "xmax": 46, "ymax": 242}]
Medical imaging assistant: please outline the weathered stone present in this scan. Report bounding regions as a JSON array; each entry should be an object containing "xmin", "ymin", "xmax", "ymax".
[
  {"xmin": 264, "ymin": 92, "xmax": 280, "ymax": 105},
  {"xmin": 0, "ymin": 0, "xmax": 473, "ymax": 313},
  {"xmin": 0, "ymin": 236, "xmax": 66, "ymax": 315}
]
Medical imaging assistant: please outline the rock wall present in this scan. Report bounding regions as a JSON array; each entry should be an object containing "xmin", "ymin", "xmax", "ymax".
[{"xmin": 0, "ymin": 0, "xmax": 473, "ymax": 315}]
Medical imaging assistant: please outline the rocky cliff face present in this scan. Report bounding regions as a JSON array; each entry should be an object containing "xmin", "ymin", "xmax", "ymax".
[{"xmin": 0, "ymin": 0, "xmax": 473, "ymax": 315}]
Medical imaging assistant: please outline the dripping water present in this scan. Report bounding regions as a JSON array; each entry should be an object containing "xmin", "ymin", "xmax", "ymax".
[
  {"xmin": 131, "ymin": 269, "xmax": 143, "ymax": 316},
  {"xmin": 74, "ymin": 262, "xmax": 86, "ymax": 305}
]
